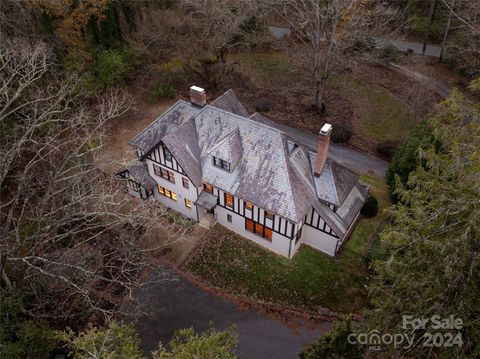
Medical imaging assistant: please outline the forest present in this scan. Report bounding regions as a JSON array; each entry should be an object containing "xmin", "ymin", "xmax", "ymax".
[{"xmin": 0, "ymin": 0, "xmax": 479, "ymax": 358}]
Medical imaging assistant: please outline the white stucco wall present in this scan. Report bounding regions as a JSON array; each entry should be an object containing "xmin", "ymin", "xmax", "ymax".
[
  {"xmin": 301, "ymin": 225, "xmax": 339, "ymax": 256},
  {"xmin": 146, "ymin": 159, "xmax": 199, "ymax": 221},
  {"xmin": 215, "ymin": 205, "xmax": 292, "ymax": 257}
]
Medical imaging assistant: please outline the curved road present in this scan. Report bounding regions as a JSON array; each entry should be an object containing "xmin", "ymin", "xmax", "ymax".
[{"xmin": 125, "ymin": 267, "xmax": 331, "ymax": 359}]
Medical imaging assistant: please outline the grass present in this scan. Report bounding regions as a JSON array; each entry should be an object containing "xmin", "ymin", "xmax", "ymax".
[
  {"xmin": 228, "ymin": 52, "xmax": 298, "ymax": 86},
  {"xmin": 185, "ymin": 176, "xmax": 390, "ymax": 313},
  {"xmin": 336, "ymin": 75, "xmax": 414, "ymax": 145}
]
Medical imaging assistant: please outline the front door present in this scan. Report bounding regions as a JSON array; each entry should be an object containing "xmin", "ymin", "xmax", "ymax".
[{"xmin": 207, "ymin": 207, "xmax": 215, "ymax": 214}]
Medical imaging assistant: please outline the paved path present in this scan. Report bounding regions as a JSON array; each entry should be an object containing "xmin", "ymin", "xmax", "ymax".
[
  {"xmin": 125, "ymin": 267, "xmax": 331, "ymax": 359},
  {"xmin": 258, "ymin": 119, "xmax": 389, "ymax": 178},
  {"xmin": 376, "ymin": 38, "xmax": 442, "ymax": 58}
]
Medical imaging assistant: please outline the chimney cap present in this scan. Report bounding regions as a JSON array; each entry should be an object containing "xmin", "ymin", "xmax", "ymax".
[
  {"xmin": 320, "ymin": 123, "xmax": 333, "ymax": 134},
  {"xmin": 190, "ymin": 85, "xmax": 205, "ymax": 93}
]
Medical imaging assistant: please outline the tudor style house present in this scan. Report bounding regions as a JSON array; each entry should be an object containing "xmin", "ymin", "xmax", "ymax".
[{"xmin": 116, "ymin": 86, "xmax": 369, "ymax": 259}]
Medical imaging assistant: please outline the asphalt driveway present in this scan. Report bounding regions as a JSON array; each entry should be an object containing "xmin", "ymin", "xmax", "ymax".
[
  {"xmin": 125, "ymin": 266, "xmax": 331, "ymax": 359},
  {"xmin": 257, "ymin": 118, "xmax": 389, "ymax": 178}
]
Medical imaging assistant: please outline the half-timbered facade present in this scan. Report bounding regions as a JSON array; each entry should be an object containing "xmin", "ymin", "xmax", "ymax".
[{"xmin": 116, "ymin": 86, "xmax": 368, "ymax": 258}]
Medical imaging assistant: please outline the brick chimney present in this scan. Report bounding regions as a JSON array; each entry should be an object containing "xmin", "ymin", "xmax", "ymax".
[
  {"xmin": 190, "ymin": 85, "xmax": 206, "ymax": 107},
  {"xmin": 314, "ymin": 123, "xmax": 332, "ymax": 176}
]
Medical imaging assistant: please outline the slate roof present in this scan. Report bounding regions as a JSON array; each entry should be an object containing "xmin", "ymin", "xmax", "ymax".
[
  {"xmin": 129, "ymin": 100, "xmax": 200, "ymax": 153},
  {"xmin": 128, "ymin": 89, "xmax": 368, "ymax": 238},
  {"xmin": 116, "ymin": 160, "xmax": 156, "ymax": 191},
  {"xmin": 208, "ymin": 127, "xmax": 243, "ymax": 167},
  {"xmin": 195, "ymin": 191, "xmax": 218, "ymax": 210},
  {"xmin": 210, "ymin": 89, "xmax": 249, "ymax": 117}
]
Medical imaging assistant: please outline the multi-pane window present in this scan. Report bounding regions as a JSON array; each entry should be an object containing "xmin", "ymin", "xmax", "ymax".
[
  {"xmin": 153, "ymin": 164, "xmax": 175, "ymax": 183},
  {"xmin": 245, "ymin": 219, "xmax": 272, "ymax": 241},
  {"xmin": 185, "ymin": 198, "xmax": 192, "ymax": 208},
  {"xmin": 127, "ymin": 180, "xmax": 140, "ymax": 192},
  {"xmin": 157, "ymin": 185, "xmax": 176, "ymax": 201},
  {"xmin": 182, "ymin": 177, "xmax": 189, "ymax": 189},
  {"xmin": 213, "ymin": 157, "xmax": 230, "ymax": 171},
  {"xmin": 245, "ymin": 201, "xmax": 253, "ymax": 210},
  {"xmin": 163, "ymin": 147, "xmax": 172, "ymax": 162},
  {"xmin": 265, "ymin": 210, "xmax": 274, "ymax": 220},
  {"xmin": 224, "ymin": 193, "xmax": 234, "ymax": 208},
  {"xmin": 204, "ymin": 183, "xmax": 213, "ymax": 193}
]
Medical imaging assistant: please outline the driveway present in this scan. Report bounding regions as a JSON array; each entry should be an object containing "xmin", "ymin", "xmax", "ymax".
[
  {"xmin": 125, "ymin": 266, "xmax": 331, "ymax": 359},
  {"xmin": 259, "ymin": 119, "xmax": 389, "ymax": 178},
  {"xmin": 376, "ymin": 38, "xmax": 441, "ymax": 57}
]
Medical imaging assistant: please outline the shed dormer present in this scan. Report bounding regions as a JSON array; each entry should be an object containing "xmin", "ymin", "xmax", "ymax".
[{"xmin": 209, "ymin": 127, "xmax": 243, "ymax": 172}]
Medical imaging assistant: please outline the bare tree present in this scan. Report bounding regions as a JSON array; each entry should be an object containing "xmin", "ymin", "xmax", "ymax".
[
  {"xmin": 274, "ymin": 0, "xmax": 398, "ymax": 111},
  {"xmin": 0, "ymin": 39, "xmax": 188, "ymax": 323}
]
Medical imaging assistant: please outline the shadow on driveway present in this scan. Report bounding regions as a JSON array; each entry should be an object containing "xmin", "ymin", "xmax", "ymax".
[{"xmin": 124, "ymin": 266, "xmax": 331, "ymax": 359}]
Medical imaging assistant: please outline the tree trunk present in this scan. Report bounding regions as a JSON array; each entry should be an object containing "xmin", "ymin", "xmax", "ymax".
[
  {"xmin": 439, "ymin": 0, "xmax": 455, "ymax": 62},
  {"xmin": 422, "ymin": 0, "xmax": 438, "ymax": 56}
]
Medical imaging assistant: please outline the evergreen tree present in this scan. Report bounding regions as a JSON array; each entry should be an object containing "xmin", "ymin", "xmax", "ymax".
[{"xmin": 369, "ymin": 89, "xmax": 480, "ymax": 358}]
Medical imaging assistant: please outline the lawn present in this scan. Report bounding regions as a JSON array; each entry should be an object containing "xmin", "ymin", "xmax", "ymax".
[
  {"xmin": 334, "ymin": 75, "xmax": 414, "ymax": 145},
  {"xmin": 228, "ymin": 52, "xmax": 298, "ymax": 86},
  {"xmin": 184, "ymin": 176, "xmax": 390, "ymax": 313}
]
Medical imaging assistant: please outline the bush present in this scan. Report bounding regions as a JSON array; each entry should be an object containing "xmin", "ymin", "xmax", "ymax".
[
  {"xmin": 94, "ymin": 49, "xmax": 129, "ymax": 89},
  {"xmin": 361, "ymin": 195, "xmax": 378, "ymax": 218},
  {"xmin": 252, "ymin": 98, "xmax": 271, "ymax": 112},
  {"xmin": 149, "ymin": 58, "xmax": 187, "ymax": 103},
  {"xmin": 386, "ymin": 121, "xmax": 434, "ymax": 202},
  {"xmin": 300, "ymin": 316, "xmax": 362, "ymax": 359},
  {"xmin": 375, "ymin": 140, "xmax": 398, "ymax": 160},
  {"xmin": 379, "ymin": 43, "xmax": 398, "ymax": 64},
  {"xmin": 331, "ymin": 124, "xmax": 353, "ymax": 143}
]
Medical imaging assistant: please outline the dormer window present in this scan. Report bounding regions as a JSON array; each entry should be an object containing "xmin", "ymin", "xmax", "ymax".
[{"xmin": 213, "ymin": 156, "xmax": 230, "ymax": 171}]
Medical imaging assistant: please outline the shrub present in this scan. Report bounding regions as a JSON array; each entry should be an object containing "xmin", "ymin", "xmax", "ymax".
[
  {"xmin": 299, "ymin": 316, "xmax": 362, "ymax": 359},
  {"xmin": 361, "ymin": 195, "xmax": 378, "ymax": 218},
  {"xmin": 331, "ymin": 124, "xmax": 353, "ymax": 143},
  {"xmin": 375, "ymin": 140, "xmax": 398, "ymax": 160},
  {"xmin": 94, "ymin": 49, "xmax": 129, "ymax": 89},
  {"xmin": 379, "ymin": 42, "xmax": 398, "ymax": 63},
  {"xmin": 149, "ymin": 58, "xmax": 187, "ymax": 103},
  {"xmin": 252, "ymin": 98, "xmax": 271, "ymax": 112},
  {"xmin": 386, "ymin": 121, "xmax": 434, "ymax": 202}
]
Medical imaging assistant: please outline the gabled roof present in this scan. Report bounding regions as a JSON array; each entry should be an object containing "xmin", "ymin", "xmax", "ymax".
[
  {"xmin": 116, "ymin": 160, "xmax": 156, "ymax": 191},
  {"xmin": 208, "ymin": 127, "xmax": 243, "ymax": 166},
  {"xmin": 211, "ymin": 89, "xmax": 249, "ymax": 117},
  {"xmin": 129, "ymin": 100, "xmax": 200, "ymax": 153},
  {"xmin": 162, "ymin": 118, "xmax": 202, "ymax": 186},
  {"xmin": 126, "ymin": 89, "xmax": 368, "ymax": 236}
]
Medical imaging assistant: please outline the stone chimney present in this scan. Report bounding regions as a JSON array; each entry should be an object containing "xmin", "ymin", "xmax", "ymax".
[
  {"xmin": 190, "ymin": 85, "xmax": 206, "ymax": 107},
  {"xmin": 314, "ymin": 123, "xmax": 332, "ymax": 176}
]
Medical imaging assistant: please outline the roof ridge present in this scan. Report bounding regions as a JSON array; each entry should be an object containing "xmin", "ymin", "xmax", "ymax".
[{"xmin": 128, "ymin": 100, "xmax": 191, "ymax": 146}]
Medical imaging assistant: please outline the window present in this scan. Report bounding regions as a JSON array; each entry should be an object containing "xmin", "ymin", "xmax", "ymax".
[
  {"xmin": 224, "ymin": 193, "xmax": 234, "ymax": 208},
  {"xmin": 182, "ymin": 177, "xmax": 189, "ymax": 189},
  {"xmin": 153, "ymin": 164, "xmax": 162, "ymax": 177},
  {"xmin": 163, "ymin": 147, "xmax": 172, "ymax": 162},
  {"xmin": 227, "ymin": 214, "xmax": 232, "ymax": 223},
  {"xmin": 213, "ymin": 157, "xmax": 230, "ymax": 171},
  {"xmin": 157, "ymin": 185, "xmax": 165, "ymax": 195},
  {"xmin": 154, "ymin": 164, "xmax": 175, "ymax": 183},
  {"xmin": 245, "ymin": 218, "xmax": 254, "ymax": 232},
  {"xmin": 265, "ymin": 210, "xmax": 274, "ymax": 220},
  {"xmin": 185, "ymin": 198, "xmax": 192, "ymax": 208},
  {"xmin": 245, "ymin": 201, "xmax": 253, "ymax": 210},
  {"xmin": 204, "ymin": 183, "xmax": 213, "ymax": 193},
  {"xmin": 127, "ymin": 180, "xmax": 140, "ymax": 192},
  {"xmin": 265, "ymin": 227, "xmax": 272, "ymax": 240},
  {"xmin": 245, "ymin": 219, "xmax": 272, "ymax": 241},
  {"xmin": 157, "ymin": 185, "xmax": 176, "ymax": 201}
]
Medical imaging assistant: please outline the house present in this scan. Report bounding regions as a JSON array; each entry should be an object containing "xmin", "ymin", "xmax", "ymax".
[{"xmin": 116, "ymin": 86, "xmax": 369, "ymax": 259}]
